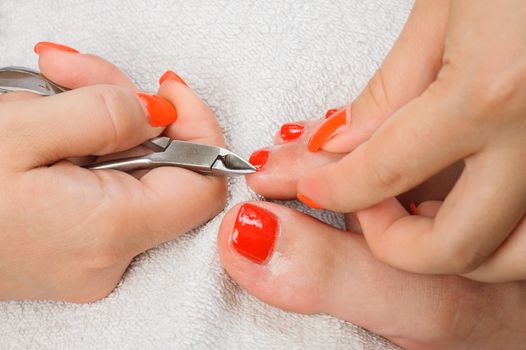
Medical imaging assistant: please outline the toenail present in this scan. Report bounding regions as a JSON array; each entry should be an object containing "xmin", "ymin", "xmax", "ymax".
[
  {"xmin": 280, "ymin": 123, "xmax": 304, "ymax": 142},
  {"xmin": 248, "ymin": 149, "xmax": 270, "ymax": 172},
  {"xmin": 231, "ymin": 203, "xmax": 278, "ymax": 264}
]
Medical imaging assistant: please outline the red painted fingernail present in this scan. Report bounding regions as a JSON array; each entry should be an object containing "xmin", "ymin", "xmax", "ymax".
[
  {"xmin": 308, "ymin": 108, "xmax": 348, "ymax": 152},
  {"xmin": 34, "ymin": 41, "xmax": 79, "ymax": 54},
  {"xmin": 231, "ymin": 203, "xmax": 279, "ymax": 264},
  {"xmin": 280, "ymin": 123, "xmax": 304, "ymax": 142},
  {"xmin": 249, "ymin": 149, "xmax": 270, "ymax": 171},
  {"xmin": 409, "ymin": 202, "xmax": 418, "ymax": 215},
  {"xmin": 297, "ymin": 193, "xmax": 322, "ymax": 209},
  {"xmin": 324, "ymin": 108, "xmax": 342, "ymax": 119},
  {"xmin": 159, "ymin": 70, "xmax": 189, "ymax": 87},
  {"xmin": 135, "ymin": 92, "xmax": 178, "ymax": 127}
]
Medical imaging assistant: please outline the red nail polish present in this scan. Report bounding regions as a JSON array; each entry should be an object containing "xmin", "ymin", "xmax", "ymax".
[
  {"xmin": 159, "ymin": 70, "xmax": 189, "ymax": 87},
  {"xmin": 280, "ymin": 123, "xmax": 304, "ymax": 142},
  {"xmin": 324, "ymin": 108, "xmax": 342, "ymax": 119},
  {"xmin": 249, "ymin": 149, "xmax": 270, "ymax": 171},
  {"xmin": 231, "ymin": 203, "xmax": 278, "ymax": 264},
  {"xmin": 135, "ymin": 92, "xmax": 178, "ymax": 127},
  {"xmin": 34, "ymin": 41, "xmax": 79, "ymax": 54},
  {"xmin": 409, "ymin": 202, "xmax": 418, "ymax": 215},
  {"xmin": 297, "ymin": 193, "xmax": 322, "ymax": 209},
  {"xmin": 308, "ymin": 108, "xmax": 348, "ymax": 152}
]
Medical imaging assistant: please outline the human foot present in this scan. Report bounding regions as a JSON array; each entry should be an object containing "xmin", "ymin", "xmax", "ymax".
[{"xmin": 218, "ymin": 201, "xmax": 526, "ymax": 349}]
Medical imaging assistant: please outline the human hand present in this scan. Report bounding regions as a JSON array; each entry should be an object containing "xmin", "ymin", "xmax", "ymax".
[
  {"xmin": 0, "ymin": 42, "xmax": 226, "ymax": 302},
  {"xmin": 289, "ymin": 0, "xmax": 526, "ymax": 282},
  {"xmin": 217, "ymin": 127, "xmax": 525, "ymax": 349}
]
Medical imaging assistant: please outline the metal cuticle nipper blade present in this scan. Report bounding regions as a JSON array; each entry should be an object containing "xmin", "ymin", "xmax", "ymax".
[
  {"xmin": 84, "ymin": 137, "xmax": 256, "ymax": 176},
  {"xmin": 0, "ymin": 66, "xmax": 256, "ymax": 177}
]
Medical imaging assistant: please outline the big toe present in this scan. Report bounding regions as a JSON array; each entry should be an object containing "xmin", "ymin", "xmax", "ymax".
[
  {"xmin": 218, "ymin": 201, "xmax": 354, "ymax": 315},
  {"xmin": 217, "ymin": 202, "xmax": 414, "ymax": 323},
  {"xmin": 217, "ymin": 202, "xmax": 496, "ymax": 348}
]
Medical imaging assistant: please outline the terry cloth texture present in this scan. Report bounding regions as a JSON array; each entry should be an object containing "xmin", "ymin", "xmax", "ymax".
[{"xmin": 0, "ymin": 1, "xmax": 411, "ymax": 349}]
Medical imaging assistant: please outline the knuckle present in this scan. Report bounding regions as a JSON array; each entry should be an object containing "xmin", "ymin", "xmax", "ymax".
[
  {"xmin": 439, "ymin": 239, "xmax": 487, "ymax": 274},
  {"xmin": 366, "ymin": 157, "xmax": 403, "ymax": 191},
  {"xmin": 80, "ymin": 221, "xmax": 129, "ymax": 270},
  {"xmin": 449, "ymin": 63, "xmax": 526, "ymax": 121},
  {"xmin": 90, "ymin": 85, "xmax": 130, "ymax": 152},
  {"xmin": 363, "ymin": 68, "xmax": 391, "ymax": 115}
]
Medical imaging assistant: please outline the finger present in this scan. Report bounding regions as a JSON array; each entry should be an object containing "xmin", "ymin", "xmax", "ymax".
[
  {"xmin": 396, "ymin": 160, "xmax": 464, "ymax": 208},
  {"xmin": 297, "ymin": 81, "xmax": 481, "ymax": 212},
  {"xmin": 413, "ymin": 200, "xmax": 442, "ymax": 217},
  {"xmin": 0, "ymin": 84, "xmax": 174, "ymax": 169},
  {"xmin": 36, "ymin": 43, "xmax": 136, "ymax": 89},
  {"xmin": 128, "ymin": 78, "xmax": 227, "ymax": 248},
  {"xmin": 216, "ymin": 201, "xmax": 499, "ymax": 347},
  {"xmin": 464, "ymin": 215, "xmax": 526, "ymax": 283},
  {"xmin": 359, "ymin": 153, "xmax": 526, "ymax": 275},
  {"xmin": 310, "ymin": 0, "xmax": 449, "ymax": 153},
  {"xmin": 0, "ymin": 91, "xmax": 42, "ymax": 102},
  {"xmin": 158, "ymin": 78, "xmax": 223, "ymax": 146}
]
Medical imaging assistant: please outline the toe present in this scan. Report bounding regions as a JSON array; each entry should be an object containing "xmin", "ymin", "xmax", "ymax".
[
  {"xmin": 246, "ymin": 144, "xmax": 343, "ymax": 199},
  {"xmin": 217, "ymin": 202, "xmax": 505, "ymax": 347}
]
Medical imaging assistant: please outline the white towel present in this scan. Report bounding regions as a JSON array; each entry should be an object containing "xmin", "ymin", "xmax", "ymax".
[{"xmin": 0, "ymin": 1, "xmax": 412, "ymax": 348}]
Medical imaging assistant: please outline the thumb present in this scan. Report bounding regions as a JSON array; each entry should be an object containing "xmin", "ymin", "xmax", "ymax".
[
  {"xmin": 0, "ymin": 84, "xmax": 176, "ymax": 170},
  {"xmin": 308, "ymin": 0, "xmax": 449, "ymax": 153}
]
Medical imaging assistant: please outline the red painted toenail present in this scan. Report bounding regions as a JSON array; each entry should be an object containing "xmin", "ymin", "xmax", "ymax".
[
  {"xmin": 280, "ymin": 123, "xmax": 304, "ymax": 142},
  {"xmin": 409, "ymin": 202, "xmax": 418, "ymax": 215},
  {"xmin": 324, "ymin": 108, "xmax": 342, "ymax": 119},
  {"xmin": 231, "ymin": 203, "xmax": 278, "ymax": 264},
  {"xmin": 248, "ymin": 148, "xmax": 270, "ymax": 171}
]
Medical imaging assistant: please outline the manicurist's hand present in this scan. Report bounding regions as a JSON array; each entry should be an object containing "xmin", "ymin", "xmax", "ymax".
[
  {"xmin": 215, "ymin": 90, "xmax": 525, "ymax": 350},
  {"xmin": 0, "ymin": 42, "xmax": 226, "ymax": 302},
  {"xmin": 215, "ymin": 110, "xmax": 526, "ymax": 349},
  {"xmin": 301, "ymin": 0, "xmax": 526, "ymax": 282}
]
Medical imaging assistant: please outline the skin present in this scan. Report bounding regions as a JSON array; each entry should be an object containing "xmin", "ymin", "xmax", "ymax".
[
  {"xmin": 218, "ymin": 121, "xmax": 526, "ymax": 349},
  {"xmin": 2, "ymin": 0, "xmax": 524, "ymax": 347},
  {"xmin": 0, "ymin": 49, "xmax": 226, "ymax": 302},
  {"xmin": 297, "ymin": 0, "xmax": 526, "ymax": 282},
  {"xmin": 218, "ymin": 0, "xmax": 526, "ymax": 348}
]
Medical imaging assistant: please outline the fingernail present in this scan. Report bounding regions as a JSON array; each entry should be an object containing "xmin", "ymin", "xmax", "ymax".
[
  {"xmin": 34, "ymin": 41, "xmax": 79, "ymax": 55},
  {"xmin": 409, "ymin": 202, "xmax": 418, "ymax": 215},
  {"xmin": 308, "ymin": 108, "xmax": 348, "ymax": 152},
  {"xmin": 159, "ymin": 70, "xmax": 189, "ymax": 87},
  {"xmin": 280, "ymin": 123, "xmax": 304, "ymax": 142},
  {"xmin": 249, "ymin": 149, "xmax": 270, "ymax": 171},
  {"xmin": 231, "ymin": 203, "xmax": 279, "ymax": 264},
  {"xmin": 297, "ymin": 193, "xmax": 322, "ymax": 209},
  {"xmin": 135, "ymin": 92, "xmax": 178, "ymax": 127},
  {"xmin": 324, "ymin": 108, "xmax": 342, "ymax": 119}
]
